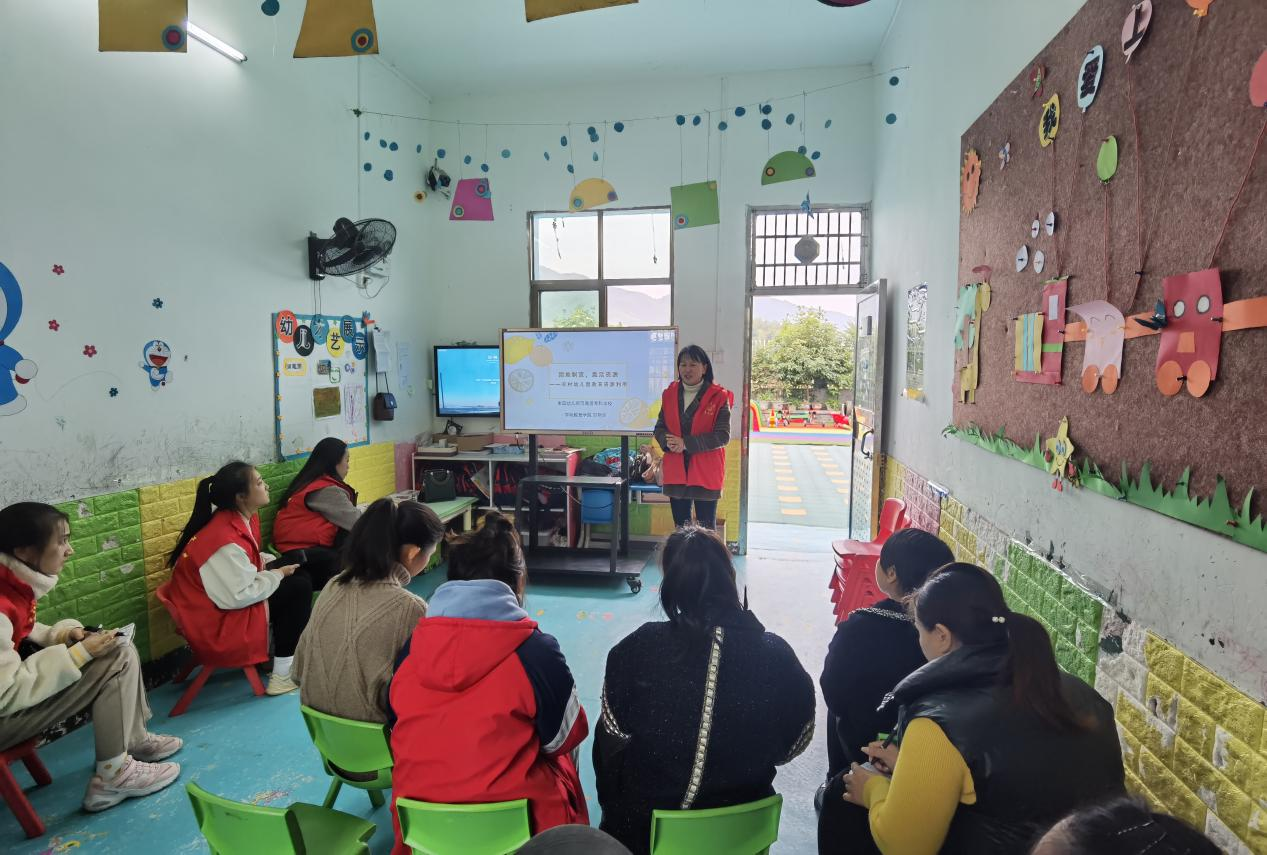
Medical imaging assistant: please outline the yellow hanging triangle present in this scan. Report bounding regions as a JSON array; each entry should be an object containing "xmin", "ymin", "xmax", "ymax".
[
  {"xmin": 294, "ymin": 0, "xmax": 380, "ymax": 58},
  {"xmin": 99, "ymin": 0, "xmax": 188, "ymax": 53},
  {"xmin": 526, "ymin": 0, "xmax": 637, "ymax": 23}
]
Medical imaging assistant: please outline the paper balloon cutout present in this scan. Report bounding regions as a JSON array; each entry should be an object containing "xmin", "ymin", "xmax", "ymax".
[
  {"xmin": 294, "ymin": 0, "xmax": 379, "ymax": 58},
  {"xmin": 1014, "ymin": 277, "xmax": 1067, "ymax": 385},
  {"xmin": 450, "ymin": 178, "xmax": 494, "ymax": 221},
  {"xmin": 569, "ymin": 178, "xmax": 618, "ymax": 211},
  {"xmin": 1078, "ymin": 46, "xmax": 1105, "ymax": 112},
  {"xmin": 1251, "ymin": 50, "xmax": 1267, "ymax": 108},
  {"xmin": 1039, "ymin": 94, "xmax": 1061, "ymax": 148},
  {"xmin": 761, "ymin": 151, "xmax": 816, "ymax": 185},
  {"xmin": 99, "ymin": 0, "xmax": 187, "ymax": 52},
  {"xmin": 1067, "ymin": 302, "xmax": 1125, "ymax": 394},
  {"xmin": 1097, "ymin": 136, "xmax": 1119, "ymax": 182},
  {"xmin": 960, "ymin": 150, "xmax": 982, "ymax": 214},
  {"xmin": 1186, "ymin": 0, "xmax": 1214, "ymax": 17},
  {"xmin": 670, "ymin": 181, "xmax": 720, "ymax": 229},
  {"xmin": 525, "ymin": 0, "xmax": 637, "ymax": 21},
  {"xmin": 1156, "ymin": 268, "xmax": 1223, "ymax": 397},
  {"xmin": 1122, "ymin": 0, "xmax": 1153, "ymax": 62}
]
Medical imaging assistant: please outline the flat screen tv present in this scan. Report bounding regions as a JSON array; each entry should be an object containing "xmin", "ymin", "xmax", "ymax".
[{"xmin": 434, "ymin": 345, "xmax": 501, "ymax": 417}]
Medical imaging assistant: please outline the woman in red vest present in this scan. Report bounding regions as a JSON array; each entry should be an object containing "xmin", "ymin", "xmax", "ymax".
[
  {"xmin": 271, "ymin": 437, "xmax": 360, "ymax": 591},
  {"xmin": 654, "ymin": 345, "xmax": 732, "ymax": 531},
  {"xmin": 166, "ymin": 462, "xmax": 307, "ymax": 696}
]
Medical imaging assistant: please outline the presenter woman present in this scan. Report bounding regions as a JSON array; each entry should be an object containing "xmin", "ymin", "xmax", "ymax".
[{"xmin": 654, "ymin": 345, "xmax": 732, "ymax": 531}]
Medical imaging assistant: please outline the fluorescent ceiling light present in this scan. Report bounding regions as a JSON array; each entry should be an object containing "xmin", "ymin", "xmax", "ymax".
[{"xmin": 186, "ymin": 22, "xmax": 247, "ymax": 63}]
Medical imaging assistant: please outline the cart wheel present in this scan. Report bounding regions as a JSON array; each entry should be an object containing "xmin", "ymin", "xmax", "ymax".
[{"xmin": 628, "ymin": 577, "xmax": 642, "ymax": 594}]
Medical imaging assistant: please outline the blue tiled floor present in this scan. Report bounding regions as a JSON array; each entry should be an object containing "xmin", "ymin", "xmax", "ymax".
[{"xmin": 4, "ymin": 524, "xmax": 837, "ymax": 854}]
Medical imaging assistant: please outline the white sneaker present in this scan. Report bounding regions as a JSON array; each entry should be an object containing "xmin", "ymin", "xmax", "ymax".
[
  {"xmin": 266, "ymin": 673, "xmax": 298, "ymax": 696},
  {"xmin": 131, "ymin": 733, "xmax": 183, "ymax": 762},
  {"xmin": 82, "ymin": 757, "xmax": 180, "ymax": 812}
]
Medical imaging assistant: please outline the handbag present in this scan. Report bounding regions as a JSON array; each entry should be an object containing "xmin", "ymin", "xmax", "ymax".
[
  {"xmin": 422, "ymin": 469, "xmax": 457, "ymax": 503},
  {"xmin": 373, "ymin": 370, "xmax": 396, "ymax": 421}
]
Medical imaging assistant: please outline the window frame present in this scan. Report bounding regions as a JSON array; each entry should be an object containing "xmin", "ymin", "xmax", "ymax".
[
  {"xmin": 527, "ymin": 206, "xmax": 674, "ymax": 327},
  {"xmin": 748, "ymin": 203, "xmax": 871, "ymax": 294}
]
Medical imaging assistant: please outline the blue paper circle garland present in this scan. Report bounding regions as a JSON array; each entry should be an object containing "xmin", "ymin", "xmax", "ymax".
[
  {"xmin": 692, "ymin": 115, "xmax": 701, "ymax": 126},
  {"xmin": 614, "ymin": 122, "xmax": 625, "ymax": 132},
  {"xmin": 480, "ymin": 163, "xmax": 489, "ymax": 173},
  {"xmin": 812, "ymin": 151, "xmax": 821, "ymax": 160},
  {"xmin": 786, "ymin": 113, "xmax": 796, "ymax": 125},
  {"xmin": 825, "ymin": 119, "xmax": 832, "ymax": 129},
  {"xmin": 379, "ymin": 139, "xmax": 387, "ymax": 148},
  {"xmin": 261, "ymin": 0, "xmax": 280, "ymax": 15},
  {"xmin": 437, "ymin": 148, "xmax": 446, "ymax": 158},
  {"xmin": 389, "ymin": 142, "xmax": 398, "ymax": 151},
  {"xmin": 464, "ymin": 155, "xmax": 472, "ymax": 164},
  {"xmin": 676, "ymin": 115, "xmax": 686, "ymax": 125},
  {"xmin": 560, "ymin": 135, "xmax": 568, "ymax": 147},
  {"xmin": 384, "ymin": 169, "xmax": 394, "ymax": 181},
  {"xmin": 718, "ymin": 120, "xmax": 728, "ymax": 131},
  {"xmin": 363, "ymin": 131, "xmax": 370, "ymax": 140},
  {"xmin": 363, "ymin": 162, "xmax": 372, "ymax": 171},
  {"xmin": 592, "ymin": 152, "xmax": 599, "ymax": 161},
  {"xmin": 544, "ymin": 151, "xmax": 550, "ymax": 161},
  {"xmin": 885, "ymin": 113, "xmax": 897, "ymax": 125},
  {"xmin": 735, "ymin": 106, "xmax": 746, "ymax": 117},
  {"xmin": 762, "ymin": 118, "xmax": 772, "ymax": 130},
  {"xmin": 760, "ymin": 104, "xmax": 772, "ymax": 115},
  {"xmin": 502, "ymin": 149, "xmax": 511, "ymax": 158}
]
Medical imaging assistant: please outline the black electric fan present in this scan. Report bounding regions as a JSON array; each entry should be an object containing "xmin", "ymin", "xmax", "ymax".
[{"xmin": 307, "ymin": 217, "xmax": 397, "ymax": 281}]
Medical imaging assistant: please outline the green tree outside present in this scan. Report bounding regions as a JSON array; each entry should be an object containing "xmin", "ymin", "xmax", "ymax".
[
  {"xmin": 550, "ymin": 305, "xmax": 598, "ymax": 328},
  {"xmin": 751, "ymin": 307, "xmax": 855, "ymax": 404}
]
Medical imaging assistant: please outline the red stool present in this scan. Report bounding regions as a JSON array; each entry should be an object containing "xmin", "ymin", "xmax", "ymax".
[
  {"xmin": 0, "ymin": 739, "xmax": 51, "ymax": 838},
  {"xmin": 829, "ymin": 498, "xmax": 910, "ymax": 622},
  {"xmin": 156, "ymin": 583, "xmax": 266, "ymax": 717}
]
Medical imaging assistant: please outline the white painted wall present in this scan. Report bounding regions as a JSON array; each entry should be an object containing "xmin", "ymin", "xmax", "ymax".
[
  {"xmin": 423, "ymin": 67, "xmax": 876, "ymax": 436},
  {"xmin": 0, "ymin": 1, "xmax": 433, "ymax": 503},
  {"xmin": 871, "ymin": 0, "xmax": 1267, "ymax": 700}
]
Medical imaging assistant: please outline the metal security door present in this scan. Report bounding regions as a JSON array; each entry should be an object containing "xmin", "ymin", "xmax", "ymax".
[{"xmin": 849, "ymin": 280, "xmax": 886, "ymax": 539}]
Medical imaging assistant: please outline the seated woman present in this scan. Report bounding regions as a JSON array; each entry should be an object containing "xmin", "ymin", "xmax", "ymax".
[
  {"xmin": 165, "ymin": 462, "xmax": 306, "ymax": 696},
  {"xmin": 835, "ymin": 563, "xmax": 1124, "ymax": 855},
  {"xmin": 0, "ymin": 502, "xmax": 182, "ymax": 811},
  {"xmin": 389, "ymin": 513, "xmax": 588, "ymax": 854},
  {"xmin": 594, "ymin": 525, "xmax": 816, "ymax": 855},
  {"xmin": 292, "ymin": 498, "xmax": 443, "ymax": 723},
  {"xmin": 1032, "ymin": 797, "xmax": 1220, "ymax": 855},
  {"xmin": 270, "ymin": 437, "xmax": 360, "ymax": 591},
  {"xmin": 817, "ymin": 529, "xmax": 954, "ymax": 826}
]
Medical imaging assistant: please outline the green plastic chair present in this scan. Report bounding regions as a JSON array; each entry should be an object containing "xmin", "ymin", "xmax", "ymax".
[
  {"xmin": 395, "ymin": 797, "xmax": 531, "ymax": 855},
  {"xmin": 649, "ymin": 794, "xmax": 783, "ymax": 855},
  {"xmin": 300, "ymin": 705, "xmax": 394, "ymax": 810},
  {"xmin": 186, "ymin": 780, "xmax": 376, "ymax": 855}
]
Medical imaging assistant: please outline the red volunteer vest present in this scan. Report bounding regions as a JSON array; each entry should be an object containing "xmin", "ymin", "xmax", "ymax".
[
  {"xmin": 0, "ymin": 562, "xmax": 38, "ymax": 647},
  {"xmin": 661, "ymin": 382, "xmax": 731, "ymax": 491},
  {"xmin": 272, "ymin": 475, "xmax": 357, "ymax": 551},
  {"xmin": 167, "ymin": 510, "xmax": 270, "ymax": 667}
]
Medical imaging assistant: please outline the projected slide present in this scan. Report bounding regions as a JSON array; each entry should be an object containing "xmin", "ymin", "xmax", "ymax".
[{"xmin": 502, "ymin": 328, "xmax": 678, "ymax": 434}]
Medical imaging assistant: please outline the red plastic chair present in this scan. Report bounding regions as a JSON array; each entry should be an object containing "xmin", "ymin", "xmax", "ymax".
[
  {"xmin": 828, "ymin": 499, "xmax": 910, "ymax": 622},
  {"xmin": 0, "ymin": 739, "xmax": 51, "ymax": 838},
  {"xmin": 156, "ymin": 583, "xmax": 266, "ymax": 717}
]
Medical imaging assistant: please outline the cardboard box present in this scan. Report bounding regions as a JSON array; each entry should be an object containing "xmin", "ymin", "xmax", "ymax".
[{"xmin": 432, "ymin": 432, "xmax": 493, "ymax": 452}]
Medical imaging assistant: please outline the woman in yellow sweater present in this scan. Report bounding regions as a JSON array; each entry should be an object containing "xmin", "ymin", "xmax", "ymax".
[{"xmin": 835, "ymin": 563, "xmax": 1123, "ymax": 855}]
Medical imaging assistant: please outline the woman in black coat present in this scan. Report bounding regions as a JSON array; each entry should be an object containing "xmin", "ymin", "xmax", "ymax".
[{"xmin": 594, "ymin": 525, "xmax": 815, "ymax": 855}]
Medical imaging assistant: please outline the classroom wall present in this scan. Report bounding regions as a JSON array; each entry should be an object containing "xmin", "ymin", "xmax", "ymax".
[
  {"xmin": 421, "ymin": 66, "xmax": 876, "ymax": 439},
  {"xmin": 0, "ymin": 1, "xmax": 435, "ymax": 508},
  {"xmin": 870, "ymin": 0, "xmax": 1267, "ymax": 708}
]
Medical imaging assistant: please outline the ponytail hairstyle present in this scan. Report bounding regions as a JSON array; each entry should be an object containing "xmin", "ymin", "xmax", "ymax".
[
  {"xmin": 339, "ymin": 498, "xmax": 445, "ymax": 585},
  {"xmin": 659, "ymin": 524, "xmax": 742, "ymax": 640},
  {"xmin": 166, "ymin": 461, "xmax": 255, "ymax": 567},
  {"xmin": 279, "ymin": 437, "xmax": 349, "ymax": 509},
  {"xmin": 913, "ymin": 562, "xmax": 1085, "ymax": 732},
  {"xmin": 1040, "ymin": 797, "xmax": 1220, "ymax": 855},
  {"xmin": 446, "ymin": 512, "xmax": 527, "ymax": 599},
  {"xmin": 676, "ymin": 344, "xmax": 715, "ymax": 385},
  {"xmin": 0, "ymin": 502, "xmax": 71, "ymax": 559}
]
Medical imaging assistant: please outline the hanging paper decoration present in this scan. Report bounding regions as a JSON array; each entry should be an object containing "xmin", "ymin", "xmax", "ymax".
[
  {"xmin": 670, "ymin": 181, "xmax": 720, "ymax": 229},
  {"xmin": 569, "ymin": 178, "xmax": 618, "ymax": 211},
  {"xmin": 1077, "ymin": 46, "xmax": 1105, "ymax": 112},
  {"xmin": 1067, "ymin": 302, "xmax": 1126, "ymax": 394},
  {"xmin": 1097, "ymin": 136, "xmax": 1119, "ymax": 182},
  {"xmin": 1039, "ymin": 94, "xmax": 1061, "ymax": 148},
  {"xmin": 1156, "ymin": 268, "xmax": 1223, "ymax": 398},
  {"xmin": 761, "ymin": 151, "xmax": 816, "ymax": 185},
  {"xmin": 275, "ymin": 310, "xmax": 298, "ymax": 344},
  {"xmin": 960, "ymin": 149, "xmax": 982, "ymax": 214},
  {"xmin": 1015, "ymin": 245, "xmax": 1029, "ymax": 273},
  {"xmin": 1045, "ymin": 212, "xmax": 1057, "ymax": 235},
  {"xmin": 1030, "ymin": 219, "xmax": 1041, "ymax": 239},
  {"xmin": 817, "ymin": 0, "xmax": 873, "ymax": 5},
  {"xmin": 294, "ymin": 0, "xmax": 379, "ymax": 58},
  {"xmin": 525, "ymin": 0, "xmax": 637, "ymax": 21},
  {"xmin": 998, "ymin": 141, "xmax": 1011, "ymax": 170},
  {"xmin": 99, "ymin": 0, "xmax": 187, "ymax": 52},
  {"xmin": 1122, "ymin": 0, "xmax": 1153, "ymax": 62},
  {"xmin": 1252, "ymin": 50, "xmax": 1267, "ymax": 108},
  {"xmin": 1030, "ymin": 64, "xmax": 1047, "ymax": 99},
  {"xmin": 1014, "ymin": 277, "xmax": 1067, "ymax": 385},
  {"xmin": 1033, "ymin": 250, "xmax": 1046, "ymax": 275},
  {"xmin": 450, "ymin": 178, "xmax": 494, "ymax": 221},
  {"xmin": 1043, "ymin": 418, "xmax": 1077, "ymax": 492},
  {"xmin": 954, "ymin": 269, "xmax": 992, "ymax": 404},
  {"xmin": 794, "ymin": 235, "xmax": 821, "ymax": 264},
  {"xmin": 0, "ymin": 262, "xmax": 37, "ymax": 417},
  {"xmin": 1185, "ymin": 0, "xmax": 1214, "ymax": 17}
]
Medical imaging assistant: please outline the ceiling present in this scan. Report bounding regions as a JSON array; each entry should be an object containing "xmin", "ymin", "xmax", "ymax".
[{"xmin": 374, "ymin": 0, "xmax": 901, "ymax": 99}]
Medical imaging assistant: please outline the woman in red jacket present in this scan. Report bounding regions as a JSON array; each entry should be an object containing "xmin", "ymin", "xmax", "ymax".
[
  {"xmin": 165, "ymin": 462, "xmax": 306, "ymax": 696},
  {"xmin": 654, "ymin": 345, "xmax": 732, "ymax": 531},
  {"xmin": 270, "ymin": 437, "xmax": 360, "ymax": 591},
  {"xmin": 389, "ymin": 513, "xmax": 588, "ymax": 853}
]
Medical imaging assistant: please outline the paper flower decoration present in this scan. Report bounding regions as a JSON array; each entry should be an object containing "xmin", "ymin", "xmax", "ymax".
[
  {"xmin": 152, "ymin": 298, "xmax": 164, "ymax": 309},
  {"xmin": 52, "ymin": 264, "xmax": 64, "ymax": 275},
  {"xmin": 109, "ymin": 387, "xmax": 119, "ymax": 398},
  {"xmin": 960, "ymin": 149, "xmax": 982, "ymax": 214},
  {"xmin": 48, "ymin": 320, "xmax": 59, "ymax": 331},
  {"xmin": 83, "ymin": 345, "xmax": 97, "ymax": 357},
  {"xmin": 1044, "ymin": 417, "xmax": 1077, "ymax": 491}
]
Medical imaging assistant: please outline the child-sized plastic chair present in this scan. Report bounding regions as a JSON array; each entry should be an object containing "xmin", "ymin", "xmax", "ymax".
[
  {"xmin": 156, "ymin": 582, "xmax": 266, "ymax": 716},
  {"xmin": 299, "ymin": 706, "xmax": 393, "ymax": 810},
  {"xmin": 649, "ymin": 794, "xmax": 783, "ymax": 855},
  {"xmin": 0, "ymin": 738, "xmax": 52, "ymax": 838},
  {"xmin": 395, "ymin": 797, "xmax": 531, "ymax": 855},
  {"xmin": 186, "ymin": 781, "xmax": 376, "ymax": 855}
]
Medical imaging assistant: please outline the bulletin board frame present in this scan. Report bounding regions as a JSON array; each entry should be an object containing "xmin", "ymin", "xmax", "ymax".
[{"xmin": 272, "ymin": 312, "xmax": 371, "ymax": 461}]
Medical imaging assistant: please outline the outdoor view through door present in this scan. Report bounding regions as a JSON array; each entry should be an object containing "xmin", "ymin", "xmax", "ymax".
[{"xmin": 742, "ymin": 206, "xmax": 870, "ymax": 554}]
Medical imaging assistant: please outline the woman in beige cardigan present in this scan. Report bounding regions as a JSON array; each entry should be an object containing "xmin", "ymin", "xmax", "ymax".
[{"xmin": 293, "ymin": 498, "xmax": 444, "ymax": 723}]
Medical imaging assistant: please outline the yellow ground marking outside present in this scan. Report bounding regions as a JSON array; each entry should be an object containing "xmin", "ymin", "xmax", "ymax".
[
  {"xmin": 777, "ymin": 495, "xmax": 803, "ymax": 503},
  {"xmin": 777, "ymin": 485, "xmax": 798, "ymax": 492},
  {"xmin": 781, "ymin": 508, "xmax": 808, "ymax": 516},
  {"xmin": 776, "ymin": 475, "xmax": 796, "ymax": 482},
  {"xmin": 831, "ymin": 478, "xmax": 849, "ymax": 485},
  {"xmin": 837, "ymin": 488, "xmax": 849, "ymax": 494}
]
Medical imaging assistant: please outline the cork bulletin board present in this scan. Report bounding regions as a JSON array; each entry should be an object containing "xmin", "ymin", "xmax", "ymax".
[{"xmin": 953, "ymin": 0, "xmax": 1267, "ymax": 553}]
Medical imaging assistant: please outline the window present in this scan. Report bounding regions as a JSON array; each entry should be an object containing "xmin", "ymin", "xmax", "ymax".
[
  {"xmin": 751, "ymin": 206, "xmax": 869, "ymax": 290},
  {"xmin": 530, "ymin": 208, "xmax": 672, "ymax": 327}
]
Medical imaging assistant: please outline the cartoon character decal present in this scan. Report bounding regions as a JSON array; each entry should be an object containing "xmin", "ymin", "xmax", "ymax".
[
  {"xmin": 0, "ymin": 262, "xmax": 38, "ymax": 416},
  {"xmin": 140, "ymin": 339, "xmax": 173, "ymax": 388},
  {"xmin": 1156, "ymin": 268, "xmax": 1223, "ymax": 397},
  {"xmin": 1066, "ymin": 301, "xmax": 1126, "ymax": 394}
]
